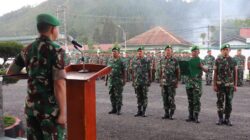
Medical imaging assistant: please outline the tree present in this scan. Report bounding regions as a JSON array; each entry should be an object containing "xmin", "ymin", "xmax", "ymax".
[
  {"xmin": 0, "ymin": 41, "xmax": 23, "ymax": 67},
  {"xmin": 200, "ymin": 33, "xmax": 206, "ymax": 45}
]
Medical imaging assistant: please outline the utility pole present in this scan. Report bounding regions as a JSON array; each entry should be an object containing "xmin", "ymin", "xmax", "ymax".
[{"xmin": 56, "ymin": 5, "xmax": 68, "ymax": 53}]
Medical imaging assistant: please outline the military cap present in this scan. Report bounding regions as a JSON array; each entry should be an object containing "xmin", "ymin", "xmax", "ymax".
[
  {"xmin": 37, "ymin": 13, "xmax": 60, "ymax": 26},
  {"xmin": 191, "ymin": 45, "xmax": 199, "ymax": 52},
  {"xmin": 221, "ymin": 44, "xmax": 230, "ymax": 50},
  {"xmin": 112, "ymin": 46, "xmax": 120, "ymax": 52},
  {"xmin": 137, "ymin": 47, "xmax": 144, "ymax": 51},
  {"xmin": 164, "ymin": 45, "xmax": 172, "ymax": 50}
]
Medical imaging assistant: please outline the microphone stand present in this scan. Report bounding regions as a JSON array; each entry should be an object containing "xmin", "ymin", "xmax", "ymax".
[{"xmin": 73, "ymin": 44, "xmax": 89, "ymax": 73}]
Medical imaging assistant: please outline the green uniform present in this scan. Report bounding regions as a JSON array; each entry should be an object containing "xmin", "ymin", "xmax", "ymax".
[
  {"xmin": 132, "ymin": 56, "xmax": 151, "ymax": 116},
  {"xmin": 234, "ymin": 54, "xmax": 245, "ymax": 86},
  {"xmin": 160, "ymin": 56, "xmax": 179, "ymax": 118},
  {"xmin": 185, "ymin": 57, "xmax": 203, "ymax": 120},
  {"xmin": 12, "ymin": 36, "xmax": 66, "ymax": 139},
  {"xmin": 107, "ymin": 57, "xmax": 126, "ymax": 113},
  {"xmin": 204, "ymin": 55, "xmax": 215, "ymax": 85},
  {"xmin": 215, "ymin": 56, "xmax": 237, "ymax": 120}
]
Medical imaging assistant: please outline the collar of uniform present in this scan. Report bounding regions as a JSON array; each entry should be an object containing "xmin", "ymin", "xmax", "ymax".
[{"xmin": 37, "ymin": 35, "xmax": 52, "ymax": 42}]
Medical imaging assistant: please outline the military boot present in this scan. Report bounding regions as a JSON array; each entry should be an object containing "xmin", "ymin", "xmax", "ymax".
[
  {"xmin": 162, "ymin": 109, "xmax": 169, "ymax": 119},
  {"xmin": 186, "ymin": 111, "xmax": 194, "ymax": 122},
  {"xmin": 194, "ymin": 112, "xmax": 200, "ymax": 123},
  {"xmin": 134, "ymin": 106, "xmax": 142, "ymax": 117},
  {"xmin": 108, "ymin": 105, "xmax": 117, "ymax": 114},
  {"xmin": 116, "ymin": 106, "xmax": 121, "ymax": 115},
  {"xmin": 169, "ymin": 109, "xmax": 175, "ymax": 120},
  {"xmin": 141, "ymin": 106, "xmax": 147, "ymax": 117},
  {"xmin": 224, "ymin": 114, "xmax": 233, "ymax": 126},
  {"xmin": 216, "ymin": 112, "xmax": 223, "ymax": 125}
]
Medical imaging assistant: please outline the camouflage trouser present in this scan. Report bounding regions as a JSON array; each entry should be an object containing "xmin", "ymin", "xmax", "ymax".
[
  {"xmin": 109, "ymin": 85, "xmax": 123, "ymax": 107},
  {"xmin": 237, "ymin": 69, "xmax": 244, "ymax": 86},
  {"xmin": 205, "ymin": 69, "xmax": 213, "ymax": 85},
  {"xmin": 186, "ymin": 87, "xmax": 202, "ymax": 113},
  {"xmin": 134, "ymin": 85, "xmax": 148, "ymax": 107},
  {"xmin": 161, "ymin": 85, "xmax": 176, "ymax": 111},
  {"xmin": 26, "ymin": 115, "xmax": 65, "ymax": 140},
  {"xmin": 217, "ymin": 85, "xmax": 234, "ymax": 116}
]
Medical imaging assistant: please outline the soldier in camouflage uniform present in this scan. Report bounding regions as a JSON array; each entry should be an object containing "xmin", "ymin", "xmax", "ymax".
[
  {"xmin": 154, "ymin": 51, "xmax": 162, "ymax": 83},
  {"xmin": 83, "ymin": 52, "xmax": 90, "ymax": 64},
  {"xmin": 105, "ymin": 46, "xmax": 126, "ymax": 115},
  {"xmin": 185, "ymin": 46, "xmax": 208, "ymax": 123},
  {"xmin": 132, "ymin": 47, "xmax": 151, "ymax": 117},
  {"xmin": 233, "ymin": 49, "xmax": 245, "ymax": 86},
  {"xmin": 214, "ymin": 44, "xmax": 237, "ymax": 126},
  {"xmin": 6, "ymin": 14, "xmax": 66, "ymax": 139},
  {"xmin": 160, "ymin": 45, "xmax": 180, "ymax": 120},
  {"xmin": 204, "ymin": 50, "xmax": 215, "ymax": 85}
]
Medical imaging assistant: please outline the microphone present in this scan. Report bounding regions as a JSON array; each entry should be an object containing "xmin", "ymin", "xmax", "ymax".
[{"xmin": 67, "ymin": 35, "xmax": 82, "ymax": 48}]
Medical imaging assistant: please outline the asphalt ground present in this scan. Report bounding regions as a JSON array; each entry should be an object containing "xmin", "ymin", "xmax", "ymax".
[{"xmin": 2, "ymin": 80, "xmax": 250, "ymax": 140}]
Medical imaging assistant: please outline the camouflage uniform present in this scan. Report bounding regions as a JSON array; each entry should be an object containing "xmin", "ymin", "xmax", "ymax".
[
  {"xmin": 185, "ymin": 56, "xmax": 203, "ymax": 123},
  {"xmin": 160, "ymin": 56, "xmax": 179, "ymax": 119},
  {"xmin": 214, "ymin": 55, "xmax": 237, "ymax": 124},
  {"xmin": 11, "ymin": 36, "xmax": 66, "ymax": 139},
  {"xmin": 107, "ymin": 57, "xmax": 126, "ymax": 114},
  {"xmin": 131, "ymin": 56, "xmax": 151, "ymax": 117},
  {"xmin": 204, "ymin": 55, "xmax": 215, "ymax": 85},
  {"xmin": 154, "ymin": 53, "xmax": 161, "ymax": 82},
  {"xmin": 234, "ymin": 54, "xmax": 245, "ymax": 86}
]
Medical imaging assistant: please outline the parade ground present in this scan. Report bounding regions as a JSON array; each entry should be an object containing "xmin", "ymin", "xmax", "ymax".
[{"xmin": 2, "ymin": 80, "xmax": 250, "ymax": 140}]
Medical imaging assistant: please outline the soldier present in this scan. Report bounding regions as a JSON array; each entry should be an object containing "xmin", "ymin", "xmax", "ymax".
[
  {"xmin": 154, "ymin": 51, "xmax": 162, "ymax": 83},
  {"xmin": 233, "ymin": 49, "xmax": 245, "ymax": 86},
  {"xmin": 6, "ymin": 14, "xmax": 66, "ymax": 139},
  {"xmin": 185, "ymin": 45, "xmax": 208, "ymax": 123},
  {"xmin": 160, "ymin": 45, "xmax": 180, "ymax": 120},
  {"xmin": 131, "ymin": 47, "xmax": 151, "ymax": 117},
  {"xmin": 214, "ymin": 44, "xmax": 237, "ymax": 126},
  {"xmin": 83, "ymin": 52, "xmax": 90, "ymax": 64},
  {"xmin": 204, "ymin": 50, "xmax": 215, "ymax": 85},
  {"xmin": 105, "ymin": 46, "xmax": 126, "ymax": 115}
]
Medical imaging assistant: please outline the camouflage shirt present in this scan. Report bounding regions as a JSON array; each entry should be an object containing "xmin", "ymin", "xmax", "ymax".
[
  {"xmin": 185, "ymin": 57, "xmax": 202, "ymax": 89},
  {"xmin": 160, "ymin": 56, "xmax": 179, "ymax": 86},
  {"xmin": 13, "ymin": 36, "xmax": 65, "ymax": 117},
  {"xmin": 233, "ymin": 55, "xmax": 245, "ymax": 70},
  {"xmin": 108, "ymin": 57, "xmax": 126, "ymax": 86},
  {"xmin": 204, "ymin": 55, "xmax": 215, "ymax": 69},
  {"xmin": 215, "ymin": 56, "xmax": 237, "ymax": 86},
  {"xmin": 131, "ymin": 57, "xmax": 151, "ymax": 86}
]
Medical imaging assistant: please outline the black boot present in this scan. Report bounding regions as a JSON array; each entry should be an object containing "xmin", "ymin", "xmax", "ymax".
[
  {"xmin": 169, "ymin": 110, "xmax": 175, "ymax": 120},
  {"xmin": 216, "ymin": 112, "xmax": 223, "ymax": 125},
  {"xmin": 141, "ymin": 106, "xmax": 147, "ymax": 117},
  {"xmin": 194, "ymin": 112, "xmax": 200, "ymax": 123},
  {"xmin": 116, "ymin": 106, "xmax": 121, "ymax": 115},
  {"xmin": 224, "ymin": 114, "xmax": 233, "ymax": 126},
  {"xmin": 186, "ymin": 111, "xmax": 194, "ymax": 122},
  {"xmin": 109, "ymin": 105, "xmax": 117, "ymax": 114},
  {"xmin": 134, "ymin": 106, "xmax": 142, "ymax": 117},
  {"xmin": 162, "ymin": 109, "xmax": 169, "ymax": 119}
]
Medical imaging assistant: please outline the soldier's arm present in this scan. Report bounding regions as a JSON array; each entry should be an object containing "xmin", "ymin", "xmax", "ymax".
[
  {"xmin": 213, "ymin": 60, "xmax": 218, "ymax": 92},
  {"xmin": 234, "ymin": 66, "xmax": 238, "ymax": 92}
]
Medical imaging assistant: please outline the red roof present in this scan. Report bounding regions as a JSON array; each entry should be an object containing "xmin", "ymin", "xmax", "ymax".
[
  {"xmin": 240, "ymin": 28, "xmax": 250, "ymax": 38},
  {"xmin": 126, "ymin": 26, "xmax": 191, "ymax": 46}
]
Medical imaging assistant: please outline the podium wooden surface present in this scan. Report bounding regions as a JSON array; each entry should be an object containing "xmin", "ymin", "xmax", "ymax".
[{"xmin": 65, "ymin": 64, "xmax": 111, "ymax": 140}]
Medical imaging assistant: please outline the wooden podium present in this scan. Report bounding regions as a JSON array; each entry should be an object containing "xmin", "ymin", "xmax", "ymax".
[{"xmin": 65, "ymin": 64, "xmax": 111, "ymax": 140}]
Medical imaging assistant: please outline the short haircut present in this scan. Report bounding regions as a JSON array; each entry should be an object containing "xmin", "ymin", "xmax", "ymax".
[{"xmin": 37, "ymin": 22, "xmax": 53, "ymax": 33}]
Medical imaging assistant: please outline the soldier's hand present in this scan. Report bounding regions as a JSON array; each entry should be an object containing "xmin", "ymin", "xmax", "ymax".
[
  {"xmin": 234, "ymin": 86, "xmax": 237, "ymax": 92},
  {"xmin": 213, "ymin": 85, "xmax": 218, "ymax": 92},
  {"xmin": 57, "ymin": 113, "xmax": 67, "ymax": 127},
  {"xmin": 175, "ymin": 83, "xmax": 178, "ymax": 88},
  {"xmin": 105, "ymin": 82, "xmax": 108, "ymax": 86},
  {"xmin": 123, "ymin": 80, "xmax": 126, "ymax": 86}
]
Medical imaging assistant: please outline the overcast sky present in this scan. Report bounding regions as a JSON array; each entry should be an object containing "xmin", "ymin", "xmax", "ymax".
[{"xmin": 0, "ymin": 0, "xmax": 47, "ymax": 16}]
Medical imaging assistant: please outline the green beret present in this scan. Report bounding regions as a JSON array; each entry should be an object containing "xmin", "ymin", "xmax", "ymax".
[
  {"xmin": 191, "ymin": 45, "xmax": 199, "ymax": 52},
  {"xmin": 221, "ymin": 44, "xmax": 230, "ymax": 50},
  {"xmin": 112, "ymin": 46, "xmax": 120, "ymax": 52},
  {"xmin": 37, "ymin": 14, "xmax": 60, "ymax": 26},
  {"xmin": 164, "ymin": 45, "xmax": 172, "ymax": 50},
  {"xmin": 137, "ymin": 47, "xmax": 144, "ymax": 51}
]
